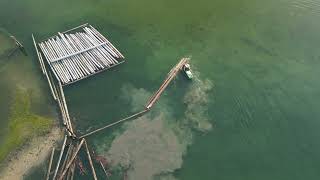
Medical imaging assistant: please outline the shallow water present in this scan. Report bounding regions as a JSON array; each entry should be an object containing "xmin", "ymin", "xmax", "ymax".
[{"xmin": 1, "ymin": 0, "xmax": 320, "ymax": 179}]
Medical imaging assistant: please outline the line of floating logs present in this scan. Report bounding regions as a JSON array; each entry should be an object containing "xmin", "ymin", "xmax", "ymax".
[
  {"xmin": 37, "ymin": 24, "xmax": 124, "ymax": 85},
  {"xmin": 79, "ymin": 109, "xmax": 149, "ymax": 139},
  {"xmin": 146, "ymin": 58, "xmax": 189, "ymax": 109},
  {"xmin": 53, "ymin": 136, "xmax": 67, "ymax": 180},
  {"xmin": 84, "ymin": 140, "xmax": 98, "ymax": 180},
  {"xmin": 46, "ymin": 147, "xmax": 55, "ymax": 180},
  {"xmin": 58, "ymin": 139, "xmax": 85, "ymax": 180},
  {"xmin": 78, "ymin": 58, "xmax": 189, "ymax": 138}
]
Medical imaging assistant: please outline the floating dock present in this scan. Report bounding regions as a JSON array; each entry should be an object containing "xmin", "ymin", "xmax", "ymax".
[{"xmin": 36, "ymin": 24, "xmax": 125, "ymax": 86}]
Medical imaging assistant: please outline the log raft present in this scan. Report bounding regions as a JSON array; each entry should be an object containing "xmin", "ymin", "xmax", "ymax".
[{"xmin": 36, "ymin": 24, "xmax": 125, "ymax": 86}]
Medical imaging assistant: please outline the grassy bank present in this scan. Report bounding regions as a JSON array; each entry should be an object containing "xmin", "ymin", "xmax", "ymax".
[{"xmin": 0, "ymin": 88, "xmax": 53, "ymax": 162}]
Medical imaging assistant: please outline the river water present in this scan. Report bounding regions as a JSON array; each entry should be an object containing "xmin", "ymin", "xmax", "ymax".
[{"xmin": 1, "ymin": 0, "xmax": 320, "ymax": 179}]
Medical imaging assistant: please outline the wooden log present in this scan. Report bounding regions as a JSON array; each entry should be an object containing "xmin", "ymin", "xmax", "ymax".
[
  {"xmin": 45, "ymin": 40, "xmax": 75, "ymax": 81},
  {"xmin": 75, "ymin": 33, "xmax": 107, "ymax": 68},
  {"xmin": 100, "ymin": 161, "xmax": 109, "ymax": 178},
  {"xmin": 53, "ymin": 136, "xmax": 68, "ymax": 180},
  {"xmin": 62, "ymin": 23, "xmax": 89, "ymax": 34},
  {"xmin": 58, "ymin": 139, "xmax": 85, "ymax": 180},
  {"xmin": 56, "ymin": 37, "xmax": 84, "ymax": 79},
  {"xmin": 69, "ymin": 34, "xmax": 100, "ymax": 71},
  {"xmin": 33, "ymin": 39, "xmax": 58, "ymax": 101},
  {"xmin": 50, "ymin": 38, "xmax": 79, "ymax": 80},
  {"xmin": 47, "ymin": 67, "xmax": 59, "ymax": 100},
  {"xmin": 32, "ymin": 34, "xmax": 45, "ymax": 74},
  {"xmin": 88, "ymin": 26, "xmax": 124, "ymax": 58},
  {"xmin": 45, "ymin": 147, "xmax": 55, "ymax": 180},
  {"xmin": 83, "ymin": 28, "xmax": 119, "ymax": 60},
  {"xmin": 62, "ymin": 60, "xmax": 125, "ymax": 86},
  {"xmin": 62, "ymin": 33, "xmax": 89, "ymax": 71},
  {"xmin": 59, "ymin": 143, "xmax": 74, "ymax": 175},
  {"xmin": 65, "ymin": 34, "xmax": 96, "ymax": 74},
  {"xmin": 43, "ymin": 40, "xmax": 72, "ymax": 81},
  {"xmin": 74, "ymin": 33, "xmax": 105, "ymax": 68},
  {"xmin": 67, "ymin": 34, "xmax": 97, "ymax": 72},
  {"xmin": 58, "ymin": 81, "xmax": 74, "ymax": 135},
  {"xmin": 84, "ymin": 140, "xmax": 98, "ymax": 180},
  {"xmin": 70, "ymin": 162, "xmax": 76, "ymax": 180},
  {"xmin": 146, "ymin": 58, "xmax": 188, "ymax": 109},
  {"xmin": 79, "ymin": 109, "xmax": 149, "ymax": 138},
  {"xmin": 80, "ymin": 32, "xmax": 115, "ymax": 66},
  {"xmin": 58, "ymin": 34, "xmax": 89, "ymax": 76},
  {"xmin": 39, "ymin": 43, "xmax": 68, "ymax": 83},
  {"xmin": 52, "ymin": 42, "xmax": 78, "ymax": 81},
  {"xmin": 50, "ymin": 41, "xmax": 107, "ymax": 63},
  {"xmin": 84, "ymin": 28, "xmax": 120, "ymax": 58}
]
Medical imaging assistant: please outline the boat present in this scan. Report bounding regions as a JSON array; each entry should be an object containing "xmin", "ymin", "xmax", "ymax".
[{"xmin": 182, "ymin": 63, "xmax": 193, "ymax": 79}]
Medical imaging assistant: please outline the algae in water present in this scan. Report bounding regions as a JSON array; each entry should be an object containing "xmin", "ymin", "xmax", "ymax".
[{"xmin": 0, "ymin": 88, "xmax": 53, "ymax": 162}]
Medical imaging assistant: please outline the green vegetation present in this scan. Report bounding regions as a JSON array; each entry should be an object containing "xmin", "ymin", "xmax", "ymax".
[{"xmin": 0, "ymin": 88, "xmax": 53, "ymax": 162}]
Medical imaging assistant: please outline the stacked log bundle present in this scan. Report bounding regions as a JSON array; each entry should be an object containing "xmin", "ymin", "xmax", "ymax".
[{"xmin": 37, "ymin": 24, "xmax": 125, "ymax": 85}]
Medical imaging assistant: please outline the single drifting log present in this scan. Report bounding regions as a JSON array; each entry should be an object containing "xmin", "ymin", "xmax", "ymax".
[
  {"xmin": 53, "ymin": 136, "xmax": 68, "ymax": 180},
  {"xmin": 79, "ymin": 109, "xmax": 149, "ymax": 139},
  {"xmin": 45, "ymin": 147, "xmax": 55, "ymax": 180},
  {"xmin": 84, "ymin": 140, "xmax": 98, "ymax": 180},
  {"xmin": 58, "ymin": 139, "xmax": 85, "ymax": 180},
  {"xmin": 100, "ymin": 161, "xmax": 109, "ymax": 178}
]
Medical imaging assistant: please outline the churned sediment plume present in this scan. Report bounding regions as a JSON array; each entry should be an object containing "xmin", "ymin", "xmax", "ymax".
[{"xmin": 99, "ymin": 73, "xmax": 213, "ymax": 180}]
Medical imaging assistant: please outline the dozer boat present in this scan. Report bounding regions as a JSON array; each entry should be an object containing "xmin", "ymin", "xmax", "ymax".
[{"xmin": 182, "ymin": 63, "xmax": 193, "ymax": 79}]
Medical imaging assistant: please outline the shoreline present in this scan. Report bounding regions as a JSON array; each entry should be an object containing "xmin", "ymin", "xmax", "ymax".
[{"xmin": 0, "ymin": 126, "xmax": 63, "ymax": 180}]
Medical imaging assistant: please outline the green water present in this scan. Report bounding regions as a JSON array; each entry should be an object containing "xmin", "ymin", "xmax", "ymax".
[{"xmin": 1, "ymin": 0, "xmax": 320, "ymax": 179}]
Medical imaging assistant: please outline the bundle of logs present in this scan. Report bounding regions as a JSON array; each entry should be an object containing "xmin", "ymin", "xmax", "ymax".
[{"xmin": 38, "ymin": 24, "xmax": 124, "ymax": 85}]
